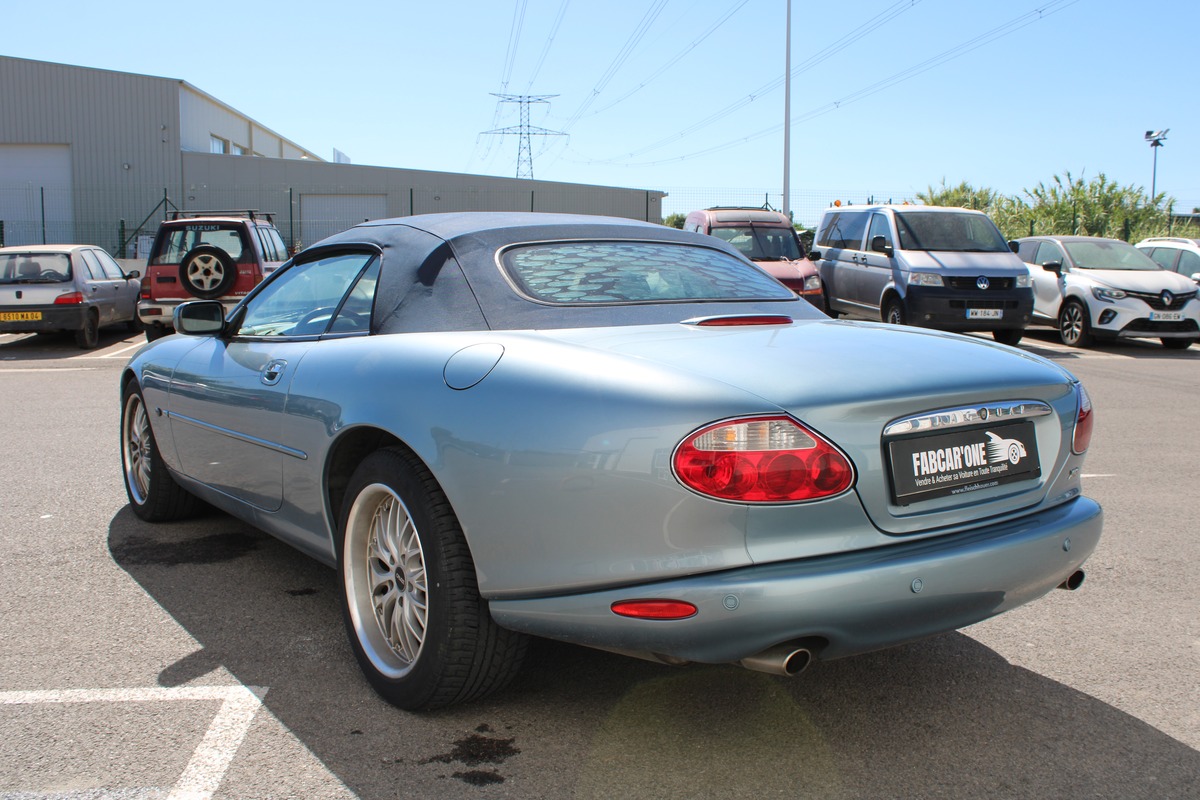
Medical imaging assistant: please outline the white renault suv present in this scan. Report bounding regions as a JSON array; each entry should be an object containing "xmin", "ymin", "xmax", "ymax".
[{"xmin": 1013, "ymin": 235, "xmax": 1199, "ymax": 349}]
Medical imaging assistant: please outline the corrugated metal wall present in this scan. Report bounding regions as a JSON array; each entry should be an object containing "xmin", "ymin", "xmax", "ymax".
[{"xmin": 0, "ymin": 56, "xmax": 666, "ymax": 252}]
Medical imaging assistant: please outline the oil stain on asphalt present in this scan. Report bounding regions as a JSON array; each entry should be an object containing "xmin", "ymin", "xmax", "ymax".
[{"xmin": 422, "ymin": 724, "xmax": 520, "ymax": 786}]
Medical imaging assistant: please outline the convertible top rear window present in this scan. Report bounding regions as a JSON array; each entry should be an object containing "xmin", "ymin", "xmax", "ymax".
[{"xmin": 501, "ymin": 241, "xmax": 793, "ymax": 305}]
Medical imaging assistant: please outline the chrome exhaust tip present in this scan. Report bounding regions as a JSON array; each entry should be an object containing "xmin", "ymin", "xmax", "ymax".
[
  {"xmin": 738, "ymin": 644, "xmax": 812, "ymax": 677},
  {"xmin": 1058, "ymin": 569, "xmax": 1085, "ymax": 590}
]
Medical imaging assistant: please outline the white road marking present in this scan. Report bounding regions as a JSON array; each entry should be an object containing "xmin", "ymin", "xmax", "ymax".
[
  {"xmin": 101, "ymin": 342, "xmax": 147, "ymax": 359},
  {"xmin": 0, "ymin": 684, "xmax": 267, "ymax": 800},
  {"xmin": 1081, "ymin": 474, "xmax": 1116, "ymax": 478}
]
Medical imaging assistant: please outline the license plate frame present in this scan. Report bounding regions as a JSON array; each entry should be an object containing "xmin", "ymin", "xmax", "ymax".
[
  {"xmin": 1149, "ymin": 311, "xmax": 1183, "ymax": 322},
  {"xmin": 966, "ymin": 308, "xmax": 1003, "ymax": 320},
  {"xmin": 888, "ymin": 419, "xmax": 1041, "ymax": 504},
  {"xmin": 0, "ymin": 311, "xmax": 42, "ymax": 322}
]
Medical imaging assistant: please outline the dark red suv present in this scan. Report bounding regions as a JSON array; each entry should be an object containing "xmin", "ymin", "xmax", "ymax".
[{"xmin": 138, "ymin": 210, "xmax": 288, "ymax": 340}]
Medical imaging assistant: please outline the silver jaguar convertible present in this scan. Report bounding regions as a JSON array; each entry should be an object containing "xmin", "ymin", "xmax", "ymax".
[{"xmin": 119, "ymin": 212, "xmax": 1102, "ymax": 710}]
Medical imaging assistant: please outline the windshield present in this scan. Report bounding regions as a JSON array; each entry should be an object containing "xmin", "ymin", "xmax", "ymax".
[
  {"xmin": 709, "ymin": 226, "xmax": 802, "ymax": 260},
  {"xmin": 0, "ymin": 253, "xmax": 73, "ymax": 283},
  {"xmin": 893, "ymin": 211, "xmax": 1009, "ymax": 253},
  {"xmin": 1064, "ymin": 240, "xmax": 1164, "ymax": 271},
  {"xmin": 502, "ymin": 241, "xmax": 794, "ymax": 305}
]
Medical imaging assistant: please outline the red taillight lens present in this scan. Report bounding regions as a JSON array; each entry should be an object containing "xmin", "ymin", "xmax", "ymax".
[
  {"xmin": 611, "ymin": 600, "xmax": 697, "ymax": 620},
  {"xmin": 54, "ymin": 292, "xmax": 83, "ymax": 305},
  {"xmin": 673, "ymin": 416, "xmax": 854, "ymax": 502},
  {"xmin": 1072, "ymin": 384, "xmax": 1093, "ymax": 455},
  {"xmin": 140, "ymin": 277, "xmax": 151, "ymax": 300}
]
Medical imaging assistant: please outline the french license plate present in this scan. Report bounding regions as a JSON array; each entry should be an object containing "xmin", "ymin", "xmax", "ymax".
[
  {"xmin": 0, "ymin": 311, "xmax": 42, "ymax": 321},
  {"xmin": 888, "ymin": 420, "xmax": 1041, "ymax": 504},
  {"xmin": 966, "ymin": 308, "xmax": 1002, "ymax": 319},
  {"xmin": 1150, "ymin": 311, "xmax": 1183, "ymax": 321}
]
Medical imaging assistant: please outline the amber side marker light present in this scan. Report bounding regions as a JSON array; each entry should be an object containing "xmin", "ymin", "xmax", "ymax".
[
  {"xmin": 611, "ymin": 600, "xmax": 698, "ymax": 620},
  {"xmin": 1072, "ymin": 383, "xmax": 1093, "ymax": 455}
]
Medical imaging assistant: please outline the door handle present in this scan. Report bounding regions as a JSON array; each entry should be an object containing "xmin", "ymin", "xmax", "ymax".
[{"xmin": 261, "ymin": 358, "xmax": 288, "ymax": 386}]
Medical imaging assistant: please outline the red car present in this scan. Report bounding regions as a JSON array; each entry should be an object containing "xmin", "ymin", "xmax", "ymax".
[{"xmin": 138, "ymin": 210, "xmax": 288, "ymax": 340}]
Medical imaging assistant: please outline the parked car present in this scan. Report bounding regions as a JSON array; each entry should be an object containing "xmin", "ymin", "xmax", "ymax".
[
  {"xmin": 809, "ymin": 205, "xmax": 1033, "ymax": 345},
  {"xmin": 0, "ymin": 244, "xmax": 141, "ymax": 348},
  {"xmin": 138, "ymin": 210, "xmax": 288, "ymax": 340},
  {"xmin": 120, "ymin": 212, "xmax": 1101, "ymax": 711},
  {"xmin": 1135, "ymin": 237, "xmax": 1200, "ymax": 287},
  {"xmin": 1014, "ymin": 235, "xmax": 1199, "ymax": 349},
  {"xmin": 683, "ymin": 207, "xmax": 822, "ymax": 306}
]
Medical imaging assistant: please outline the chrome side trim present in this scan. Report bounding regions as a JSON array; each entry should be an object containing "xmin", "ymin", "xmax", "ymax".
[
  {"xmin": 883, "ymin": 401, "xmax": 1052, "ymax": 438},
  {"xmin": 165, "ymin": 410, "xmax": 308, "ymax": 460}
]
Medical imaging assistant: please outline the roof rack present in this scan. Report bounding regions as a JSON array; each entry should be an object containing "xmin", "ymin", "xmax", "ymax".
[{"xmin": 166, "ymin": 209, "xmax": 275, "ymax": 223}]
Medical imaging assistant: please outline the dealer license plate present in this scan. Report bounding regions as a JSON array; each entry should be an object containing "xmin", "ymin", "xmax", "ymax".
[
  {"xmin": 0, "ymin": 311, "xmax": 42, "ymax": 322},
  {"xmin": 966, "ymin": 308, "xmax": 1003, "ymax": 320},
  {"xmin": 1150, "ymin": 311, "xmax": 1183, "ymax": 321},
  {"xmin": 888, "ymin": 420, "xmax": 1041, "ymax": 504}
]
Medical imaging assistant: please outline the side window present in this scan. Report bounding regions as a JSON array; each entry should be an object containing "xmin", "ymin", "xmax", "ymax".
[
  {"xmin": 836, "ymin": 212, "xmax": 869, "ymax": 250},
  {"xmin": 236, "ymin": 251, "xmax": 378, "ymax": 337},
  {"xmin": 815, "ymin": 214, "xmax": 840, "ymax": 248},
  {"xmin": 1016, "ymin": 241, "xmax": 1039, "ymax": 263},
  {"xmin": 1145, "ymin": 248, "xmax": 1176, "ymax": 270},
  {"xmin": 78, "ymin": 249, "xmax": 105, "ymax": 280},
  {"xmin": 1034, "ymin": 242, "xmax": 1065, "ymax": 267},
  {"xmin": 1176, "ymin": 250, "xmax": 1200, "ymax": 277},
  {"xmin": 329, "ymin": 257, "xmax": 381, "ymax": 333},
  {"xmin": 867, "ymin": 213, "xmax": 892, "ymax": 249},
  {"xmin": 93, "ymin": 250, "xmax": 126, "ymax": 279},
  {"xmin": 263, "ymin": 228, "xmax": 288, "ymax": 262}
]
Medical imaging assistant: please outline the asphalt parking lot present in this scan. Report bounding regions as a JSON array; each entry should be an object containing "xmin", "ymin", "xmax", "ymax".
[{"xmin": 1, "ymin": 326, "xmax": 1197, "ymax": 799}]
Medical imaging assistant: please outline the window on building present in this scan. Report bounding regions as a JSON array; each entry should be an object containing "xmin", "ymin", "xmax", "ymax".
[
  {"xmin": 231, "ymin": 143, "xmax": 245, "ymax": 156},
  {"xmin": 210, "ymin": 135, "xmax": 229, "ymax": 154}
]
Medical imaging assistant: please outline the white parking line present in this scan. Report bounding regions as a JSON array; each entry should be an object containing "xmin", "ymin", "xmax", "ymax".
[
  {"xmin": 100, "ymin": 342, "xmax": 146, "ymax": 359},
  {"xmin": 0, "ymin": 684, "xmax": 267, "ymax": 800}
]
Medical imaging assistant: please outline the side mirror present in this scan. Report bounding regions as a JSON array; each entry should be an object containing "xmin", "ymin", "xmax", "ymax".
[
  {"xmin": 807, "ymin": 249, "xmax": 821, "ymax": 261},
  {"xmin": 1191, "ymin": 272, "xmax": 1200, "ymax": 284},
  {"xmin": 870, "ymin": 235, "xmax": 894, "ymax": 257},
  {"xmin": 1041, "ymin": 261, "xmax": 1063, "ymax": 276},
  {"xmin": 125, "ymin": 269, "xmax": 141, "ymax": 280},
  {"xmin": 174, "ymin": 300, "xmax": 227, "ymax": 336},
  {"xmin": 1008, "ymin": 241, "xmax": 1020, "ymax": 254}
]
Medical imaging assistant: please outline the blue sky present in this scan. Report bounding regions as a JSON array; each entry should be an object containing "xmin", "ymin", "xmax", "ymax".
[{"xmin": 7, "ymin": 0, "xmax": 1198, "ymax": 225}]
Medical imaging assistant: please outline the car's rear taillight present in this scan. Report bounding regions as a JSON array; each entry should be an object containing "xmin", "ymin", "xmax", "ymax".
[
  {"xmin": 673, "ymin": 416, "xmax": 854, "ymax": 503},
  {"xmin": 140, "ymin": 277, "xmax": 151, "ymax": 300},
  {"xmin": 54, "ymin": 292, "xmax": 83, "ymax": 305},
  {"xmin": 1072, "ymin": 383, "xmax": 1093, "ymax": 455}
]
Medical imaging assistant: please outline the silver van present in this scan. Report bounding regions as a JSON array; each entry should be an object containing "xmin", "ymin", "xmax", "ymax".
[{"xmin": 810, "ymin": 205, "xmax": 1032, "ymax": 345}]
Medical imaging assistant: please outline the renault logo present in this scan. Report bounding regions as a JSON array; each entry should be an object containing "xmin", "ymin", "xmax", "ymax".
[
  {"xmin": 976, "ymin": 276, "xmax": 990, "ymax": 290},
  {"xmin": 1162, "ymin": 290, "xmax": 1174, "ymax": 306}
]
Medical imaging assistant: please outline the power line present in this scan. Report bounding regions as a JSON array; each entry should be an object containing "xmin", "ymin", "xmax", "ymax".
[
  {"xmin": 525, "ymin": 0, "xmax": 571, "ymax": 92},
  {"xmin": 499, "ymin": 0, "xmax": 530, "ymax": 91}
]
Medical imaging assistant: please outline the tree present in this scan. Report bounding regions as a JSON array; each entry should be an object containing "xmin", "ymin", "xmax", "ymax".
[{"xmin": 663, "ymin": 212, "xmax": 686, "ymax": 229}]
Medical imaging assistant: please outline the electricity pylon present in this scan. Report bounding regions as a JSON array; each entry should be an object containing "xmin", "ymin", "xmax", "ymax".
[{"xmin": 482, "ymin": 94, "xmax": 567, "ymax": 180}]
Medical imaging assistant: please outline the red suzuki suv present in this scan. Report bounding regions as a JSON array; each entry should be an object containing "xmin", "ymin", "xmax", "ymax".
[{"xmin": 138, "ymin": 210, "xmax": 289, "ymax": 340}]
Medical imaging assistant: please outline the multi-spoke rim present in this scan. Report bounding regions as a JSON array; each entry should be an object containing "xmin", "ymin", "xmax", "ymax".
[
  {"xmin": 1060, "ymin": 303, "xmax": 1084, "ymax": 345},
  {"xmin": 344, "ymin": 483, "xmax": 428, "ymax": 678},
  {"xmin": 122, "ymin": 392, "xmax": 152, "ymax": 505},
  {"xmin": 185, "ymin": 254, "xmax": 225, "ymax": 291}
]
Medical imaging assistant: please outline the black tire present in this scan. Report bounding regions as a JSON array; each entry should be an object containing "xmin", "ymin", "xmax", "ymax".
[
  {"xmin": 1161, "ymin": 337, "xmax": 1196, "ymax": 350},
  {"xmin": 74, "ymin": 310, "xmax": 100, "ymax": 349},
  {"xmin": 883, "ymin": 297, "xmax": 906, "ymax": 326},
  {"xmin": 121, "ymin": 381, "xmax": 203, "ymax": 521},
  {"xmin": 127, "ymin": 313, "xmax": 146, "ymax": 333},
  {"xmin": 1058, "ymin": 299, "xmax": 1093, "ymax": 347},
  {"xmin": 179, "ymin": 245, "xmax": 236, "ymax": 299},
  {"xmin": 144, "ymin": 325, "xmax": 170, "ymax": 342},
  {"xmin": 337, "ymin": 447, "xmax": 528, "ymax": 711},
  {"xmin": 821, "ymin": 285, "xmax": 839, "ymax": 318},
  {"xmin": 992, "ymin": 328, "xmax": 1024, "ymax": 346}
]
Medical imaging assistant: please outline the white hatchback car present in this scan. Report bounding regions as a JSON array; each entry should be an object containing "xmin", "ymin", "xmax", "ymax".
[
  {"xmin": 1136, "ymin": 237, "xmax": 1200, "ymax": 288},
  {"xmin": 1014, "ymin": 235, "xmax": 1199, "ymax": 349}
]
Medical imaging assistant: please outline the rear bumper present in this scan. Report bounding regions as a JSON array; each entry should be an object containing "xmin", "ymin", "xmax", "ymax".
[
  {"xmin": 488, "ymin": 496, "xmax": 1102, "ymax": 664},
  {"xmin": 0, "ymin": 305, "xmax": 87, "ymax": 332}
]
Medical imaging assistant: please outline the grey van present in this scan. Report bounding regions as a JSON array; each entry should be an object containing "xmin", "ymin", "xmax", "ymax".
[{"xmin": 810, "ymin": 205, "xmax": 1032, "ymax": 345}]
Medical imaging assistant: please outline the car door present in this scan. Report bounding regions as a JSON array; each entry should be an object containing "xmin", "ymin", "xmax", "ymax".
[
  {"xmin": 859, "ymin": 212, "xmax": 895, "ymax": 311},
  {"xmin": 77, "ymin": 249, "xmax": 122, "ymax": 325},
  {"xmin": 1028, "ymin": 241, "xmax": 1067, "ymax": 319},
  {"xmin": 92, "ymin": 248, "xmax": 140, "ymax": 322},
  {"xmin": 166, "ymin": 249, "xmax": 380, "ymax": 511}
]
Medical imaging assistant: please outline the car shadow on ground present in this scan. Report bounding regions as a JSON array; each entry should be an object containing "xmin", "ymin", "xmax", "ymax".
[
  {"xmin": 1015, "ymin": 328, "xmax": 1200, "ymax": 361},
  {"xmin": 0, "ymin": 328, "xmax": 142, "ymax": 359},
  {"xmin": 107, "ymin": 506, "xmax": 1200, "ymax": 799}
]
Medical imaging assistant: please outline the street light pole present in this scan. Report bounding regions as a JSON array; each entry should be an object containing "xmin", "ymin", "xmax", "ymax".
[
  {"xmin": 1145, "ymin": 129, "xmax": 1168, "ymax": 202},
  {"xmin": 782, "ymin": 0, "xmax": 791, "ymax": 219}
]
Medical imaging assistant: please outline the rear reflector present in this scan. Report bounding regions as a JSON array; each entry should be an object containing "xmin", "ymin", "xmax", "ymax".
[
  {"xmin": 1072, "ymin": 383, "xmax": 1093, "ymax": 455},
  {"xmin": 611, "ymin": 600, "xmax": 698, "ymax": 620}
]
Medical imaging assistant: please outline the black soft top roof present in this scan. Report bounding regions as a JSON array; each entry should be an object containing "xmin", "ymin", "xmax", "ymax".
[{"xmin": 307, "ymin": 212, "xmax": 813, "ymax": 334}]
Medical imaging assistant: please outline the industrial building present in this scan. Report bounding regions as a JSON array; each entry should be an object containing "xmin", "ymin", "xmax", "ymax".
[{"xmin": 0, "ymin": 55, "xmax": 666, "ymax": 254}]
